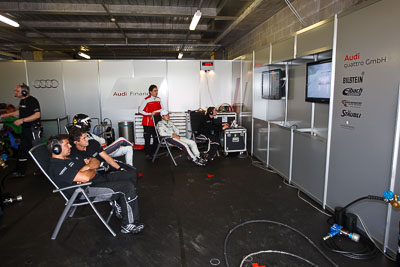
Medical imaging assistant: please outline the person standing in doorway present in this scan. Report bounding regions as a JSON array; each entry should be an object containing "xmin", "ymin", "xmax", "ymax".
[
  {"xmin": 139, "ymin": 85, "xmax": 163, "ymax": 160},
  {"xmin": 0, "ymin": 83, "xmax": 41, "ymax": 177}
]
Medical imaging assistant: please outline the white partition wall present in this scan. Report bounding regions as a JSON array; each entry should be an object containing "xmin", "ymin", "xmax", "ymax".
[
  {"xmin": 62, "ymin": 61, "xmax": 101, "ymax": 121},
  {"xmin": 0, "ymin": 61, "xmax": 27, "ymax": 108},
  {"xmin": 200, "ymin": 60, "xmax": 233, "ymax": 109},
  {"xmin": 26, "ymin": 62, "xmax": 66, "ymax": 119},
  {"xmin": 0, "ymin": 59, "xmax": 234, "ymax": 138},
  {"xmin": 167, "ymin": 60, "xmax": 200, "ymax": 111}
]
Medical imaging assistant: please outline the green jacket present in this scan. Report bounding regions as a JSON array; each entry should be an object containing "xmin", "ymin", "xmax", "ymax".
[{"xmin": 2, "ymin": 117, "xmax": 22, "ymax": 134}]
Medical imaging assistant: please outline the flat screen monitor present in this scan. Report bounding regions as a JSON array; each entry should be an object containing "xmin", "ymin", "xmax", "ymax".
[
  {"xmin": 305, "ymin": 59, "xmax": 332, "ymax": 103},
  {"xmin": 262, "ymin": 69, "xmax": 283, "ymax": 100}
]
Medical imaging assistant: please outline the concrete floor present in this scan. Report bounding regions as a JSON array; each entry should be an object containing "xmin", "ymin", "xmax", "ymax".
[{"xmin": 0, "ymin": 150, "xmax": 396, "ymax": 266}]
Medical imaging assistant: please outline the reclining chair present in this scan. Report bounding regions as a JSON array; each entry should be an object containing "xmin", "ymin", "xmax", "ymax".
[
  {"xmin": 29, "ymin": 143, "xmax": 117, "ymax": 240},
  {"xmin": 189, "ymin": 111, "xmax": 209, "ymax": 147},
  {"xmin": 64, "ymin": 122, "xmax": 74, "ymax": 134},
  {"xmin": 151, "ymin": 115, "xmax": 181, "ymax": 166}
]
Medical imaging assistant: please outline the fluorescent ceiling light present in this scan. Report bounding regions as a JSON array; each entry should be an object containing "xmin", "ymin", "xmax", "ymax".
[
  {"xmin": 178, "ymin": 52, "xmax": 183, "ymax": 59},
  {"xmin": 189, "ymin": 10, "xmax": 202, "ymax": 31},
  {"xmin": 0, "ymin": 15, "xmax": 19, "ymax": 27},
  {"xmin": 78, "ymin": 51, "xmax": 91, "ymax": 59}
]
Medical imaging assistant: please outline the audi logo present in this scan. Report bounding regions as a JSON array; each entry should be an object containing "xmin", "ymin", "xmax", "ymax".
[{"xmin": 33, "ymin": 79, "xmax": 59, "ymax": 88}]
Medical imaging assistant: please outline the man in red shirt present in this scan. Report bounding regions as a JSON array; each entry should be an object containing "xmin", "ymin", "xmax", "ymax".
[{"xmin": 139, "ymin": 85, "xmax": 163, "ymax": 160}]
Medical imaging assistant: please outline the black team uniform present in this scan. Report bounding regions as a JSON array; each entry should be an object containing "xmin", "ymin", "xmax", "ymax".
[
  {"xmin": 17, "ymin": 95, "xmax": 41, "ymax": 175},
  {"xmin": 49, "ymin": 154, "xmax": 141, "ymax": 229},
  {"xmin": 70, "ymin": 139, "xmax": 138, "ymax": 185},
  {"xmin": 199, "ymin": 115, "xmax": 222, "ymax": 160}
]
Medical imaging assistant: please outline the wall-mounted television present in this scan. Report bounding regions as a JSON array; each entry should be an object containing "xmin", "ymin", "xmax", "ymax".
[
  {"xmin": 262, "ymin": 69, "xmax": 284, "ymax": 100},
  {"xmin": 305, "ymin": 59, "xmax": 332, "ymax": 103}
]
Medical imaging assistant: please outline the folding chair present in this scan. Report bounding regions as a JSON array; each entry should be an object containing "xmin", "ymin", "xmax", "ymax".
[
  {"xmin": 189, "ymin": 111, "xmax": 209, "ymax": 148},
  {"xmin": 151, "ymin": 115, "xmax": 180, "ymax": 166},
  {"xmin": 29, "ymin": 143, "xmax": 117, "ymax": 240},
  {"xmin": 64, "ymin": 123, "xmax": 74, "ymax": 134}
]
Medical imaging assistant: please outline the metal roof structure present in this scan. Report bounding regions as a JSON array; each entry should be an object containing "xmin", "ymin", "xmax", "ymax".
[{"xmin": 0, "ymin": 0, "xmax": 291, "ymax": 60}]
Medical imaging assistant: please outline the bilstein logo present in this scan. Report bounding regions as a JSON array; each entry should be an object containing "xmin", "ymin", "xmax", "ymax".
[
  {"xmin": 344, "ymin": 53, "xmax": 360, "ymax": 61},
  {"xmin": 342, "ymin": 100, "xmax": 362, "ymax": 108},
  {"xmin": 343, "ymin": 72, "xmax": 364, "ymax": 84},
  {"xmin": 342, "ymin": 87, "xmax": 363, "ymax": 96},
  {"xmin": 113, "ymin": 92, "xmax": 127, "ymax": 96},
  {"xmin": 341, "ymin": 109, "xmax": 361, "ymax": 118}
]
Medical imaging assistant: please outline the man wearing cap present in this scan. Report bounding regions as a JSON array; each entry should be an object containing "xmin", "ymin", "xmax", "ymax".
[
  {"xmin": 156, "ymin": 110, "xmax": 206, "ymax": 167},
  {"xmin": 139, "ymin": 85, "xmax": 163, "ymax": 160}
]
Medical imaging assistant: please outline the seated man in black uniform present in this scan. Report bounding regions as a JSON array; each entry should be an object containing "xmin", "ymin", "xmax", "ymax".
[
  {"xmin": 48, "ymin": 134, "xmax": 144, "ymax": 234},
  {"xmin": 69, "ymin": 127, "xmax": 138, "ymax": 185},
  {"xmin": 199, "ymin": 107, "xmax": 229, "ymax": 160}
]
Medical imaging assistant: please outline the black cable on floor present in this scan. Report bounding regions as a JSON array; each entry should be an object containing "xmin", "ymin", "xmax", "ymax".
[
  {"xmin": 223, "ymin": 220, "xmax": 338, "ymax": 267},
  {"xmin": 321, "ymin": 235, "xmax": 377, "ymax": 260}
]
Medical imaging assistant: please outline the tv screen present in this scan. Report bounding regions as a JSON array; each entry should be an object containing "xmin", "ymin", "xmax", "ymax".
[
  {"xmin": 262, "ymin": 69, "xmax": 283, "ymax": 100},
  {"xmin": 305, "ymin": 59, "xmax": 332, "ymax": 103}
]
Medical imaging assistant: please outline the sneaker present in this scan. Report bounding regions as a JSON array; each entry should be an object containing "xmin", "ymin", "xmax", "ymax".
[
  {"xmin": 193, "ymin": 159, "xmax": 206, "ymax": 167},
  {"xmin": 198, "ymin": 157, "xmax": 207, "ymax": 163},
  {"xmin": 110, "ymin": 200, "xmax": 122, "ymax": 219},
  {"xmin": 12, "ymin": 171, "xmax": 25, "ymax": 178},
  {"xmin": 121, "ymin": 223, "xmax": 144, "ymax": 234}
]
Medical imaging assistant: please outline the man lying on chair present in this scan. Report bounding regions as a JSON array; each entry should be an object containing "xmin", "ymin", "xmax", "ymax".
[
  {"xmin": 69, "ymin": 127, "xmax": 138, "ymax": 185},
  {"xmin": 156, "ymin": 110, "xmax": 206, "ymax": 167},
  {"xmin": 72, "ymin": 114, "xmax": 134, "ymax": 166},
  {"xmin": 48, "ymin": 134, "xmax": 144, "ymax": 234}
]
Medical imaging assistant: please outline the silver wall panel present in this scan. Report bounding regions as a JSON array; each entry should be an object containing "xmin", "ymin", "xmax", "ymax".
[
  {"xmin": 269, "ymin": 123, "xmax": 291, "ymax": 178},
  {"xmin": 253, "ymin": 66, "xmax": 268, "ymax": 121},
  {"xmin": 327, "ymin": 0, "xmax": 400, "ymax": 250},
  {"xmin": 168, "ymin": 60, "xmax": 200, "ymax": 111},
  {"xmin": 271, "ymin": 37, "xmax": 294, "ymax": 64},
  {"xmin": 253, "ymin": 118, "xmax": 268, "ymax": 163},
  {"xmin": 62, "ymin": 61, "xmax": 101, "ymax": 121},
  {"xmin": 292, "ymin": 131, "xmax": 327, "ymax": 202},
  {"xmin": 232, "ymin": 60, "xmax": 241, "ymax": 108},
  {"xmin": 26, "ymin": 62, "xmax": 66, "ymax": 119},
  {"xmin": 314, "ymin": 103, "xmax": 329, "ymax": 138},
  {"xmin": 287, "ymin": 64, "xmax": 311, "ymax": 128},
  {"xmin": 0, "ymin": 61, "xmax": 27, "ymax": 108},
  {"xmin": 241, "ymin": 54, "xmax": 253, "ymax": 149},
  {"xmin": 296, "ymin": 20, "xmax": 334, "ymax": 58},
  {"xmin": 254, "ymin": 64, "xmax": 286, "ymax": 122}
]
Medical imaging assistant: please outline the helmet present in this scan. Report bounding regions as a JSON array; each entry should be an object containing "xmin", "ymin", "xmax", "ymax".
[
  {"xmin": 218, "ymin": 103, "xmax": 232, "ymax": 113},
  {"xmin": 72, "ymin": 113, "xmax": 91, "ymax": 132}
]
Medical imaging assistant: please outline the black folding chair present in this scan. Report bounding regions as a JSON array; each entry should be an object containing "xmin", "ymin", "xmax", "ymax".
[
  {"xmin": 64, "ymin": 123, "xmax": 74, "ymax": 134},
  {"xmin": 151, "ymin": 115, "xmax": 180, "ymax": 166},
  {"xmin": 29, "ymin": 143, "xmax": 117, "ymax": 240},
  {"xmin": 189, "ymin": 111, "xmax": 209, "ymax": 148}
]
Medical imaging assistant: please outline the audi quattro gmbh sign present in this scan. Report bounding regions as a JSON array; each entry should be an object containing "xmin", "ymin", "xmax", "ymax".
[{"xmin": 33, "ymin": 79, "xmax": 59, "ymax": 89}]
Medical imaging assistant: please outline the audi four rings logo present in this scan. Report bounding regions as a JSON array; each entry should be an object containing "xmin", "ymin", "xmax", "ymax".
[{"xmin": 33, "ymin": 79, "xmax": 59, "ymax": 88}]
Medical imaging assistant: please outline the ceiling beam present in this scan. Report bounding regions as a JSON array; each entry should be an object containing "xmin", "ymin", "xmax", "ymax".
[
  {"xmin": 0, "ymin": 2, "xmax": 237, "ymax": 19},
  {"xmin": 25, "ymin": 32, "xmax": 203, "ymax": 39},
  {"xmin": 0, "ymin": 50, "xmax": 21, "ymax": 59},
  {"xmin": 214, "ymin": 0, "xmax": 265, "ymax": 44},
  {"xmin": 17, "ymin": 21, "xmax": 211, "ymax": 31}
]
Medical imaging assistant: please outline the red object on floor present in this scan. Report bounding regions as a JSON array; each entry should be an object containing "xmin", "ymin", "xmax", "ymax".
[
  {"xmin": 252, "ymin": 263, "xmax": 265, "ymax": 267},
  {"xmin": 207, "ymin": 174, "xmax": 214, "ymax": 178},
  {"xmin": 133, "ymin": 144, "xmax": 144, "ymax": 150}
]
